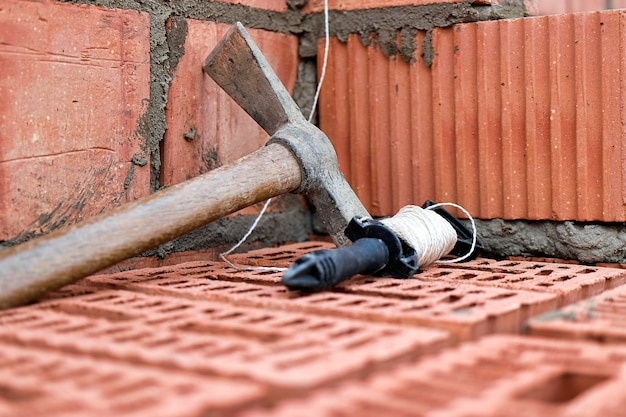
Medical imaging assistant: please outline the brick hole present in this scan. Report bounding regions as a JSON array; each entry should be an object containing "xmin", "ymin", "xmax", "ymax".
[
  {"xmin": 362, "ymin": 278, "xmax": 377, "ymax": 284},
  {"xmin": 516, "ymin": 371, "xmax": 611, "ymax": 404},
  {"xmin": 246, "ymin": 315, "xmax": 274, "ymax": 324},
  {"xmin": 113, "ymin": 331, "xmax": 151, "ymax": 343},
  {"xmin": 403, "ymin": 304, "xmax": 432, "ymax": 312},
  {"xmin": 175, "ymin": 341, "xmax": 218, "ymax": 353},
  {"xmin": 87, "ymin": 326, "xmax": 132, "ymax": 337},
  {"xmin": 371, "ymin": 302, "xmax": 395, "ymax": 309},
  {"xmin": 535, "ymin": 270, "xmax": 554, "ymax": 276},
  {"xmin": 579, "ymin": 268, "xmax": 597, "ymax": 274},
  {"xmin": 373, "ymin": 282, "xmax": 402, "ymax": 289},
  {"xmin": 157, "ymin": 280, "xmax": 188, "ymax": 287},
  {"xmin": 210, "ymin": 285, "xmax": 236, "ymax": 291},
  {"xmin": 273, "ymin": 318, "xmax": 308, "ymax": 328},
  {"xmin": 502, "ymin": 262, "xmax": 521, "ymax": 267},
  {"xmin": 158, "ymin": 305, "xmax": 192, "ymax": 313},
  {"xmin": 145, "ymin": 314, "xmax": 187, "ymax": 325},
  {"xmin": 555, "ymin": 276, "xmax": 573, "ymax": 281},
  {"xmin": 403, "ymin": 285, "xmax": 425, "ymax": 291},
  {"xmin": 430, "ymin": 287, "xmax": 456, "ymax": 294},
  {"xmin": 453, "ymin": 302, "xmax": 482, "ymax": 313},
  {"xmin": 444, "ymin": 294, "xmax": 464, "ymax": 303},
  {"xmin": 330, "ymin": 326, "xmax": 361, "ymax": 338},
  {"xmin": 133, "ymin": 301, "xmax": 165, "ymax": 309},
  {"xmin": 306, "ymin": 322, "xmax": 333, "ymax": 330},
  {"xmin": 307, "ymin": 296, "xmax": 340, "ymax": 304},
  {"xmin": 489, "ymin": 292, "xmax": 516, "ymax": 300},
  {"xmin": 249, "ymin": 270, "xmax": 281, "ymax": 276},
  {"xmin": 215, "ymin": 311, "xmax": 245, "ymax": 320},
  {"xmin": 143, "ymin": 336, "xmax": 180, "ymax": 348},
  {"xmin": 478, "ymin": 274, "xmax": 506, "ymax": 282},
  {"xmin": 301, "ymin": 244, "xmax": 328, "ymax": 250},
  {"xmin": 537, "ymin": 283, "xmax": 554, "ymax": 287},
  {"xmin": 231, "ymin": 288, "xmax": 264, "ymax": 294},
  {"xmin": 85, "ymin": 294, "xmax": 121, "ymax": 303},
  {"xmin": 431, "ymin": 271, "xmax": 452, "ymax": 277},
  {"xmin": 339, "ymin": 299, "xmax": 368, "ymax": 306},
  {"xmin": 457, "ymin": 273, "xmax": 478, "ymax": 280},
  {"xmin": 267, "ymin": 254, "xmax": 296, "ymax": 261},
  {"xmin": 509, "ymin": 277, "xmax": 532, "ymax": 283},
  {"xmin": 256, "ymin": 293, "xmax": 273, "ymax": 298},
  {"xmin": 526, "ymin": 264, "xmax": 545, "ymax": 270}
]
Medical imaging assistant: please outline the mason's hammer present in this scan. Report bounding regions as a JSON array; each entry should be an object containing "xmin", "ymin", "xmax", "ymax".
[{"xmin": 0, "ymin": 22, "xmax": 370, "ymax": 309}]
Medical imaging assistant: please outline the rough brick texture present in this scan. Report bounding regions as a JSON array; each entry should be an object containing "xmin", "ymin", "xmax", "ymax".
[
  {"xmin": 319, "ymin": 10, "xmax": 626, "ymax": 221},
  {"xmin": 0, "ymin": 342, "xmax": 263, "ymax": 417},
  {"xmin": 0, "ymin": 289, "xmax": 448, "ymax": 388},
  {"xmin": 87, "ymin": 258, "xmax": 557, "ymax": 341},
  {"xmin": 430, "ymin": 258, "xmax": 626, "ymax": 306},
  {"xmin": 0, "ymin": 0, "xmax": 150, "ymax": 241},
  {"xmin": 162, "ymin": 20, "xmax": 298, "ymax": 186},
  {"xmin": 227, "ymin": 242, "xmax": 626, "ymax": 307},
  {"xmin": 241, "ymin": 335, "xmax": 626, "ymax": 417},
  {"xmin": 527, "ymin": 283, "xmax": 626, "ymax": 343}
]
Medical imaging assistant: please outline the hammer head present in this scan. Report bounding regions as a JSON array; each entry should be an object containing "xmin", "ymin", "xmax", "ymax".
[{"xmin": 203, "ymin": 23, "xmax": 369, "ymax": 246}]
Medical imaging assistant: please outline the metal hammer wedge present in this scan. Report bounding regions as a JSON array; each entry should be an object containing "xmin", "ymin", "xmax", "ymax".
[{"xmin": 0, "ymin": 22, "xmax": 369, "ymax": 309}]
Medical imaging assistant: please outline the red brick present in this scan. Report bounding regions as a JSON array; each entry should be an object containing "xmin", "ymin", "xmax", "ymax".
[
  {"xmin": 0, "ymin": 0, "xmax": 150, "ymax": 240},
  {"xmin": 226, "ymin": 242, "xmax": 626, "ymax": 307},
  {"xmin": 0, "ymin": 341, "xmax": 263, "ymax": 417},
  {"xmin": 228, "ymin": 241, "xmax": 335, "ymax": 267},
  {"xmin": 527, "ymin": 283, "xmax": 626, "ymax": 344},
  {"xmin": 535, "ymin": 0, "xmax": 608, "ymax": 15},
  {"xmin": 241, "ymin": 335, "xmax": 626, "ymax": 417},
  {"xmin": 86, "ymin": 262, "xmax": 557, "ymax": 341},
  {"xmin": 221, "ymin": 0, "xmax": 287, "ymax": 11},
  {"xmin": 430, "ymin": 258, "xmax": 626, "ymax": 306},
  {"xmin": 318, "ymin": 10, "xmax": 626, "ymax": 222},
  {"xmin": 0, "ymin": 289, "xmax": 448, "ymax": 388},
  {"xmin": 162, "ymin": 20, "xmax": 298, "ymax": 186}
]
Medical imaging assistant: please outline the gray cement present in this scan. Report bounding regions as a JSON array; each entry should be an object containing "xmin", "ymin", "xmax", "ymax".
[{"xmin": 472, "ymin": 219, "xmax": 626, "ymax": 264}]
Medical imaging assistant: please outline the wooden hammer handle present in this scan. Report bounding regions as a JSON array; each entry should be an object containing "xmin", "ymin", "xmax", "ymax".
[{"xmin": 0, "ymin": 143, "xmax": 301, "ymax": 309}]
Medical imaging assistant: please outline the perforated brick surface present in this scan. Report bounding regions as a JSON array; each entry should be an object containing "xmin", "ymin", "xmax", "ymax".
[
  {"xmin": 228, "ymin": 242, "xmax": 626, "ymax": 307},
  {"xmin": 527, "ymin": 283, "xmax": 626, "ymax": 343},
  {"xmin": 5, "ymin": 241, "xmax": 626, "ymax": 415},
  {"xmin": 87, "ymin": 261, "xmax": 557, "ymax": 341},
  {"xmin": 0, "ymin": 290, "xmax": 448, "ymax": 388},
  {"xmin": 228, "ymin": 241, "xmax": 335, "ymax": 268},
  {"xmin": 240, "ymin": 335, "xmax": 626, "ymax": 417},
  {"xmin": 431, "ymin": 258, "xmax": 626, "ymax": 306},
  {"xmin": 0, "ymin": 342, "xmax": 263, "ymax": 417}
]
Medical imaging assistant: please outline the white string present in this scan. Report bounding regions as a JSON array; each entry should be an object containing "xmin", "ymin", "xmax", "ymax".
[
  {"xmin": 379, "ymin": 203, "xmax": 478, "ymax": 269},
  {"xmin": 308, "ymin": 0, "xmax": 330, "ymax": 123},
  {"xmin": 220, "ymin": 0, "xmax": 330, "ymax": 270},
  {"xmin": 426, "ymin": 202, "xmax": 478, "ymax": 264}
]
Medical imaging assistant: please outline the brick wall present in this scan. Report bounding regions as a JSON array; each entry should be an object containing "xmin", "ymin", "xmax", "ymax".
[
  {"xmin": 1, "ymin": 0, "xmax": 533, "ymax": 264},
  {"xmin": 0, "ymin": 0, "xmax": 309, "ymax": 259},
  {"xmin": 3, "ymin": 0, "xmax": 622, "ymax": 265},
  {"xmin": 316, "ymin": 4, "xmax": 626, "ymax": 225}
]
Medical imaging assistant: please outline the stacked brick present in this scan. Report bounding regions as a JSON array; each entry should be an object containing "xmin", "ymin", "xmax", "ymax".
[
  {"xmin": 317, "ymin": 5, "xmax": 626, "ymax": 222},
  {"xmin": 0, "ymin": 0, "xmax": 302, "ymax": 252},
  {"xmin": 2, "ymin": 241, "xmax": 626, "ymax": 415}
]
